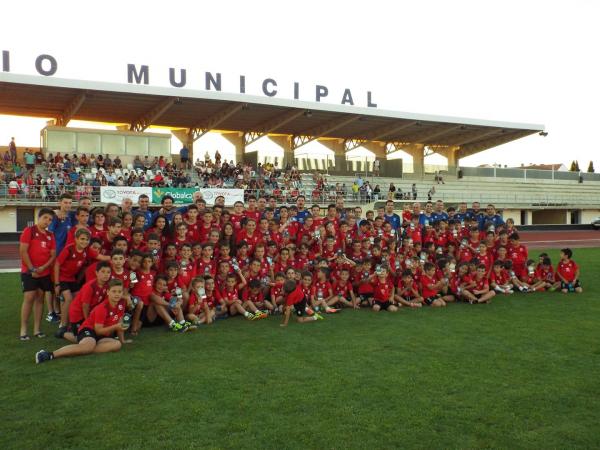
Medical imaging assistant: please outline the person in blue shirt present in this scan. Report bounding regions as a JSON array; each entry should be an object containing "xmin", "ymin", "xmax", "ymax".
[
  {"xmin": 67, "ymin": 196, "xmax": 93, "ymax": 226},
  {"xmin": 430, "ymin": 199, "xmax": 449, "ymax": 223},
  {"xmin": 454, "ymin": 202, "xmax": 470, "ymax": 224},
  {"xmin": 480, "ymin": 204, "xmax": 505, "ymax": 230},
  {"xmin": 179, "ymin": 146, "xmax": 190, "ymax": 169},
  {"xmin": 383, "ymin": 200, "xmax": 401, "ymax": 230},
  {"xmin": 133, "ymin": 194, "xmax": 154, "ymax": 229},
  {"xmin": 151, "ymin": 195, "xmax": 189, "ymax": 225},
  {"xmin": 419, "ymin": 202, "xmax": 434, "ymax": 226},
  {"xmin": 48, "ymin": 193, "xmax": 73, "ymax": 256},
  {"xmin": 294, "ymin": 195, "xmax": 310, "ymax": 224}
]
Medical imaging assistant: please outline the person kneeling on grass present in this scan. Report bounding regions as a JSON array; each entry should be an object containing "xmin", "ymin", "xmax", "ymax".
[
  {"xmin": 35, "ymin": 279, "xmax": 130, "ymax": 364},
  {"xmin": 280, "ymin": 280, "xmax": 323, "ymax": 327}
]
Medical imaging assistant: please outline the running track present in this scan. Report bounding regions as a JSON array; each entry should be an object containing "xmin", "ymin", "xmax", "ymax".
[{"xmin": 0, "ymin": 229, "xmax": 598, "ymax": 271}]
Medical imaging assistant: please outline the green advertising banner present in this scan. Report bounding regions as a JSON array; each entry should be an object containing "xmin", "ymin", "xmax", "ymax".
[{"xmin": 152, "ymin": 187, "xmax": 197, "ymax": 204}]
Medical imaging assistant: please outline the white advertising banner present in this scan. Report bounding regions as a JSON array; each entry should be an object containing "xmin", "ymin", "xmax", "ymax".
[
  {"xmin": 100, "ymin": 186, "xmax": 153, "ymax": 204},
  {"xmin": 199, "ymin": 189, "xmax": 245, "ymax": 206}
]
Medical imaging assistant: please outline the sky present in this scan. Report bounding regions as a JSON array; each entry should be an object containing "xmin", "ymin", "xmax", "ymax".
[{"xmin": 1, "ymin": 0, "xmax": 599, "ymax": 170}]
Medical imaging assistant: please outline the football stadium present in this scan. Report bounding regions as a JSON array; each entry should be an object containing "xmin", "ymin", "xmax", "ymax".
[{"xmin": 2, "ymin": 4, "xmax": 600, "ymax": 449}]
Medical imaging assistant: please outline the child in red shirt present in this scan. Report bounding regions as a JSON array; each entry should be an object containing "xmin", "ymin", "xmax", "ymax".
[
  {"xmin": 556, "ymin": 248, "xmax": 583, "ymax": 293},
  {"xmin": 371, "ymin": 266, "xmax": 397, "ymax": 312},
  {"xmin": 395, "ymin": 270, "xmax": 423, "ymax": 308},
  {"xmin": 280, "ymin": 280, "xmax": 323, "ymax": 327},
  {"xmin": 36, "ymin": 279, "xmax": 129, "ymax": 364}
]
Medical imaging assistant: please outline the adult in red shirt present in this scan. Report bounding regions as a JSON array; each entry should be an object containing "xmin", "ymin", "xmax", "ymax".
[
  {"xmin": 35, "ymin": 279, "xmax": 129, "ymax": 364},
  {"xmin": 19, "ymin": 208, "xmax": 56, "ymax": 340}
]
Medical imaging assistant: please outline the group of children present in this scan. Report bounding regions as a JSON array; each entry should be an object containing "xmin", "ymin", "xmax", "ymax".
[{"xmin": 19, "ymin": 195, "xmax": 583, "ymax": 365}]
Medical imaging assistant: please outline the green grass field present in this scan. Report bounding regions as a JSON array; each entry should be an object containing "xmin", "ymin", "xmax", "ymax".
[{"xmin": 1, "ymin": 248, "xmax": 599, "ymax": 449}]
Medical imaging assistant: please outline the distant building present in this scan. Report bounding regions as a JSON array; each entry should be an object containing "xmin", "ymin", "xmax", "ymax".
[{"xmin": 517, "ymin": 163, "xmax": 567, "ymax": 172}]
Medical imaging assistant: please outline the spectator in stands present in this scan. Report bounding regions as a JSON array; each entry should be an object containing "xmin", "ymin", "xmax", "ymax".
[
  {"xmin": 434, "ymin": 171, "xmax": 445, "ymax": 184},
  {"xmin": 427, "ymin": 186, "xmax": 435, "ymax": 201},
  {"xmin": 133, "ymin": 156, "xmax": 143, "ymax": 170},
  {"xmin": 24, "ymin": 148, "xmax": 35, "ymax": 171},
  {"xmin": 411, "ymin": 183, "xmax": 417, "ymax": 200},
  {"xmin": 113, "ymin": 155, "xmax": 122, "ymax": 169},
  {"xmin": 9, "ymin": 137, "xmax": 17, "ymax": 163},
  {"xmin": 373, "ymin": 184, "xmax": 381, "ymax": 201},
  {"xmin": 388, "ymin": 183, "xmax": 396, "ymax": 200},
  {"xmin": 4, "ymin": 150, "xmax": 12, "ymax": 165},
  {"xmin": 180, "ymin": 146, "xmax": 190, "ymax": 170},
  {"xmin": 373, "ymin": 159, "xmax": 380, "ymax": 176}
]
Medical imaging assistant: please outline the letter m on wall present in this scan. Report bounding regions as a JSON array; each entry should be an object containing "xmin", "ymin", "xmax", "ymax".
[{"xmin": 128, "ymin": 64, "xmax": 149, "ymax": 84}]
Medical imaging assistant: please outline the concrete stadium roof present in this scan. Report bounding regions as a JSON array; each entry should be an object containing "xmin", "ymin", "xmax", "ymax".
[{"xmin": 0, "ymin": 73, "xmax": 544, "ymax": 156}]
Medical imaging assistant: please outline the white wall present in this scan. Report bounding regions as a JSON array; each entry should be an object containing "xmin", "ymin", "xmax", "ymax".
[{"xmin": 0, "ymin": 207, "xmax": 18, "ymax": 232}]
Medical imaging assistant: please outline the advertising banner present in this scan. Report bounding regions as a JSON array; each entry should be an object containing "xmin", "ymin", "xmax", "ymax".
[
  {"xmin": 100, "ymin": 186, "xmax": 152, "ymax": 204},
  {"xmin": 152, "ymin": 187, "xmax": 245, "ymax": 205},
  {"xmin": 199, "ymin": 188, "xmax": 244, "ymax": 206}
]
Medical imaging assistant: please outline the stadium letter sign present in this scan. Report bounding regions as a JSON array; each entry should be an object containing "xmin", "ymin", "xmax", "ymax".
[{"xmin": 1, "ymin": 50, "xmax": 377, "ymax": 108}]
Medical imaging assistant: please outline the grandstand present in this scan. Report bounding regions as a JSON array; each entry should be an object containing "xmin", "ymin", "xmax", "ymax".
[{"xmin": 1, "ymin": 71, "xmax": 598, "ymax": 230}]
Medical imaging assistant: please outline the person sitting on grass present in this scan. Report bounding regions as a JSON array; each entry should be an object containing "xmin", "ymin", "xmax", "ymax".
[
  {"xmin": 535, "ymin": 256, "xmax": 560, "ymax": 292},
  {"xmin": 556, "ymin": 248, "xmax": 583, "ymax": 294},
  {"xmin": 489, "ymin": 260, "xmax": 514, "ymax": 295},
  {"xmin": 280, "ymin": 280, "xmax": 323, "ymax": 327},
  {"xmin": 420, "ymin": 262, "xmax": 452, "ymax": 307},
  {"xmin": 370, "ymin": 265, "xmax": 398, "ymax": 312},
  {"xmin": 395, "ymin": 269, "xmax": 423, "ymax": 308},
  {"xmin": 520, "ymin": 259, "xmax": 548, "ymax": 292},
  {"xmin": 462, "ymin": 264, "xmax": 495, "ymax": 304},
  {"xmin": 149, "ymin": 275, "xmax": 193, "ymax": 332},
  {"xmin": 62, "ymin": 262, "xmax": 112, "ymax": 342},
  {"xmin": 35, "ymin": 279, "xmax": 130, "ymax": 364}
]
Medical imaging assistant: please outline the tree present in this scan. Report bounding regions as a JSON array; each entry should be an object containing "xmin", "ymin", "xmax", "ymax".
[
  {"xmin": 575, "ymin": 160, "xmax": 580, "ymax": 171},
  {"xmin": 588, "ymin": 161, "xmax": 595, "ymax": 173},
  {"xmin": 570, "ymin": 160, "xmax": 577, "ymax": 171}
]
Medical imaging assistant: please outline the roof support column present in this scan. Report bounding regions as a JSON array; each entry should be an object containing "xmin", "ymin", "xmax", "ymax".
[
  {"xmin": 268, "ymin": 135, "xmax": 294, "ymax": 170},
  {"xmin": 433, "ymin": 145, "xmax": 460, "ymax": 176},
  {"xmin": 319, "ymin": 139, "xmax": 348, "ymax": 174},
  {"xmin": 222, "ymin": 132, "xmax": 245, "ymax": 165},
  {"xmin": 404, "ymin": 144, "xmax": 425, "ymax": 179}
]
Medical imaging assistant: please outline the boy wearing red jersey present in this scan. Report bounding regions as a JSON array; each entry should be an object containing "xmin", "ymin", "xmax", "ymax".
[
  {"xmin": 36, "ymin": 279, "xmax": 129, "ymax": 364},
  {"xmin": 371, "ymin": 266, "xmax": 397, "ymax": 312},
  {"xmin": 54, "ymin": 228, "xmax": 92, "ymax": 333},
  {"xmin": 420, "ymin": 262, "xmax": 450, "ymax": 307},
  {"xmin": 489, "ymin": 261, "xmax": 513, "ymax": 294},
  {"xmin": 280, "ymin": 280, "xmax": 323, "ymax": 327},
  {"xmin": 535, "ymin": 256, "xmax": 560, "ymax": 291},
  {"xmin": 217, "ymin": 273, "xmax": 258, "ymax": 320},
  {"xmin": 462, "ymin": 264, "xmax": 495, "ymax": 304},
  {"xmin": 556, "ymin": 248, "xmax": 582, "ymax": 293},
  {"xmin": 19, "ymin": 208, "xmax": 56, "ymax": 341},
  {"xmin": 149, "ymin": 275, "xmax": 192, "ymax": 332},
  {"xmin": 332, "ymin": 268, "xmax": 357, "ymax": 309},
  {"xmin": 129, "ymin": 254, "xmax": 155, "ymax": 335},
  {"xmin": 63, "ymin": 262, "xmax": 112, "ymax": 343},
  {"xmin": 242, "ymin": 280, "xmax": 272, "ymax": 316},
  {"xmin": 395, "ymin": 270, "xmax": 423, "ymax": 308}
]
